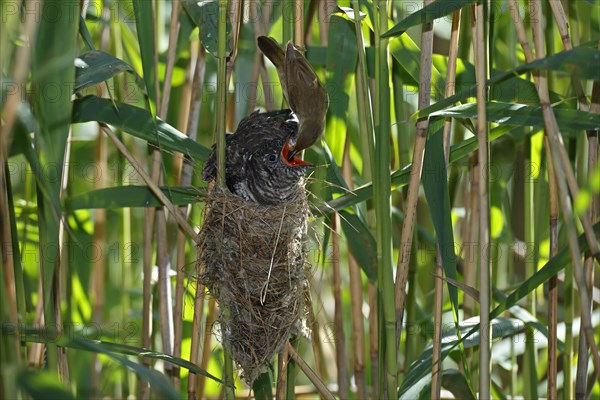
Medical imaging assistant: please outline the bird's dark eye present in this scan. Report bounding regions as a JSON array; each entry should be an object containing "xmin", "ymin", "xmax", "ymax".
[{"xmin": 268, "ymin": 154, "xmax": 278, "ymax": 163}]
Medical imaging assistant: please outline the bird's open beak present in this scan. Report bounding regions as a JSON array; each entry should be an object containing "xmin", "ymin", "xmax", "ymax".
[{"xmin": 281, "ymin": 137, "xmax": 312, "ymax": 167}]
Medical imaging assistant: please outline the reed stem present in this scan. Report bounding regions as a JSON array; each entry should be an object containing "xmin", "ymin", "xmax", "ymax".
[{"xmin": 472, "ymin": 2, "xmax": 491, "ymax": 397}]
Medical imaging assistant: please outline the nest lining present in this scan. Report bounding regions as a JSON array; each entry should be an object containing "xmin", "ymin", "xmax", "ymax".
[{"xmin": 197, "ymin": 185, "xmax": 310, "ymax": 384}]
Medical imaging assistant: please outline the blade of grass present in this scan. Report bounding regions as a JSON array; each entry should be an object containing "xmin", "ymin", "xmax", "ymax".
[
  {"xmin": 99, "ymin": 124, "xmax": 197, "ymax": 239},
  {"xmin": 394, "ymin": 0, "xmax": 434, "ymax": 384},
  {"xmin": 400, "ymin": 221, "xmax": 600, "ymax": 392},
  {"xmin": 224, "ymin": 0, "xmax": 241, "ymax": 99},
  {"xmin": 31, "ymin": 0, "xmax": 79, "ymax": 373},
  {"xmin": 411, "ymin": 45, "xmax": 600, "ymax": 121},
  {"xmin": 0, "ymin": 148, "xmax": 20, "ymax": 372},
  {"xmin": 13, "ymin": 328, "xmax": 224, "ymax": 384},
  {"xmin": 72, "ymin": 96, "xmax": 211, "ymax": 161},
  {"xmin": 0, "ymin": 1, "xmax": 40, "ymax": 155},
  {"xmin": 382, "ymin": 0, "xmax": 475, "ymax": 38},
  {"xmin": 286, "ymin": 335, "xmax": 299, "ymax": 400},
  {"xmin": 74, "ymin": 50, "xmax": 136, "ymax": 92},
  {"xmin": 439, "ymin": 8, "xmax": 475, "ymax": 395},
  {"xmin": 429, "ymin": 102, "xmax": 600, "ymax": 133},
  {"xmin": 253, "ymin": 371, "xmax": 273, "ymax": 400},
  {"xmin": 131, "ymin": 2, "xmax": 164, "ymax": 391},
  {"xmin": 433, "ymin": 9, "xmax": 462, "ymax": 396},
  {"xmin": 321, "ymin": 142, "xmax": 377, "ymax": 280},
  {"xmin": 317, "ymin": 122, "xmax": 517, "ymax": 214},
  {"xmin": 422, "ymin": 121, "xmax": 469, "ymax": 397},
  {"xmin": 0, "ymin": 175, "xmax": 19, "ymax": 400},
  {"xmin": 157, "ymin": 0, "xmax": 183, "ymax": 386},
  {"xmin": 4, "ymin": 167, "xmax": 26, "ymax": 330},
  {"xmin": 66, "ymin": 185, "xmax": 201, "ymax": 210},
  {"xmin": 159, "ymin": 0, "xmax": 181, "ymax": 120},
  {"xmin": 342, "ymin": 125, "xmax": 367, "ymax": 399},
  {"xmin": 16, "ymin": 370, "xmax": 75, "ymax": 400},
  {"xmin": 132, "ymin": 0, "xmax": 159, "ymax": 116}
]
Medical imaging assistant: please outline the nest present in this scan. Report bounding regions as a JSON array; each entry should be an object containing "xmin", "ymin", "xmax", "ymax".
[{"xmin": 197, "ymin": 185, "xmax": 310, "ymax": 384}]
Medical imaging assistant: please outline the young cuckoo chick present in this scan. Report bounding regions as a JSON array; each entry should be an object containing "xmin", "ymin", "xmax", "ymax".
[{"xmin": 202, "ymin": 110, "xmax": 310, "ymax": 205}]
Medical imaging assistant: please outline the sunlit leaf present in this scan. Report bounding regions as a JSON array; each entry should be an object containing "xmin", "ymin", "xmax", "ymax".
[
  {"xmin": 400, "ymin": 317, "xmax": 527, "ymax": 394},
  {"xmin": 400, "ymin": 369, "xmax": 476, "ymax": 400},
  {"xmin": 382, "ymin": 0, "xmax": 476, "ymax": 38},
  {"xmin": 422, "ymin": 118, "xmax": 459, "ymax": 310},
  {"xmin": 65, "ymin": 185, "xmax": 204, "ymax": 210},
  {"xmin": 132, "ymin": 0, "xmax": 158, "ymax": 116},
  {"xmin": 337, "ymin": 6, "xmax": 367, "ymax": 21},
  {"xmin": 339, "ymin": 210, "xmax": 377, "ymax": 281},
  {"xmin": 321, "ymin": 143, "xmax": 377, "ymax": 280},
  {"xmin": 252, "ymin": 371, "xmax": 273, "ymax": 400},
  {"xmin": 429, "ymin": 102, "xmax": 600, "ymax": 132},
  {"xmin": 78, "ymin": 15, "xmax": 95, "ymax": 50},
  {"xmin": 75, "ymin": 50, "xmax": 135, "ymax": 92},
  {"xmin": 71, "ymin": 95, "xmax": 211, "ymax": 162},
  {"xmin": 30, "ymin": 0, "xmax": 78, "ymax": 342},
  {"xmin": 183, "ymin": 0, "xmax": 231, "ymax": 55},
  {"xmin": 413, "ymin": 46, "xmax": 600, "ymax": 120},
  {"xmin": 441, "ymin": 369, "xmax": 477, "ymax": 400},
  {"xmin": 326, "ymin": 15, "xmax": 358, "ymax": 164},
  {"xmin": 400, "ymin": 222, "xmax": 600, "ymax": 392},
  {"xmin": 12, "ymin": 327, "xmax": 225, "ymax": 385},
  {"xmin": 17, "ymin": 370, "xmax": 75, "ymax": 400}
]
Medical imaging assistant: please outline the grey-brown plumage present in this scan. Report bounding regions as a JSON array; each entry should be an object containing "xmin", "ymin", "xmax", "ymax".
[
  {"xmin": 257, "ymin": 36, "xmax": 329, "ymax": 158},
  {"xmin": 202, "ymin": 109, "xmax": 309, "ymax": 205}
]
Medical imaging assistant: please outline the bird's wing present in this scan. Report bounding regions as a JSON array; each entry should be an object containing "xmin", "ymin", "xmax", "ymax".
[
  {"xmin": 284, "ymin": 43, "xmax": 328, "ymax": 116},
  {"xmin": 257, "ymin": 36, "xmax": 285, "ymax": 69},
  {"xmin": 201, "ymin": 145, "xmax": 217, "ymax": 182},
  {"xmin": 201, "ymin": 134, "xmax": 234, "ymax": 182}
]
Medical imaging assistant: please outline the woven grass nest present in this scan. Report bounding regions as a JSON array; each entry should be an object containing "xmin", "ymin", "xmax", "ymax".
[{"xmin": 197, "ymin": 184, "xmax": 311, "ymax": 384}]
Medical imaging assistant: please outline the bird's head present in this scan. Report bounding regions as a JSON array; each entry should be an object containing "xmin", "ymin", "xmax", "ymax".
[
  {"xmin": 242, "ymin": 132, "xmax": 310, "ymax": 205},
  {"xmin": 251, "ymin": 133, "xmax": 311, "ymax": 177},
  {"xmin": 286, "ymin": 117, "xmax": 324, "ymax": 160}
]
